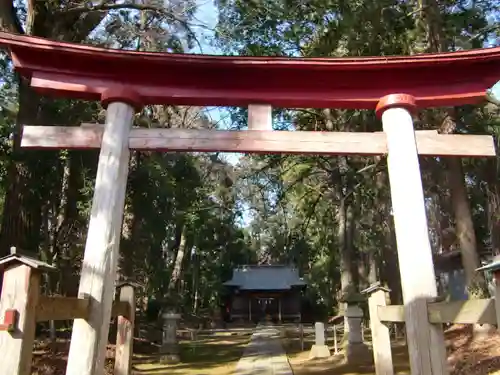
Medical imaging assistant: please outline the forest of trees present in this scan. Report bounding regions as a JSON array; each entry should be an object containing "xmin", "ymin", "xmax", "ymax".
[{"xmin": 0, "ymin": 0, "xmax": 499, "ymax": 320}]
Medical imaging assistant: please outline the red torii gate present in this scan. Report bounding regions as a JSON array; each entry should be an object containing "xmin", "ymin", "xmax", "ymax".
[{"xmin": 0, "ymin": 31, "xmax": 499, "ymax": 375}]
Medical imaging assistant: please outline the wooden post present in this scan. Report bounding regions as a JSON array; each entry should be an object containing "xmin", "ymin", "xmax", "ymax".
[
  {"xmin": 476, "ymin": 257, "xmax": 500, "ymax": 328},
  {"xmin": 0, "ymin": 247, "xmax": 54, "ymax": 375},
  {"xmin": 362, "ymin": 283, "xmax": 394, "ymax": 375},
  {"xmin": 377, "ymin": 94, "xmax": 448, "ymax": 375},
  {"xmin": 114, "ymin": 283, "xmax": 136, "ymax": 375},
  {"xmin": 333, "ymin": 325, "xmax": 338, "ymax": 354},
  {"xmin": 66, "ymin": 90, "xmax": 141, "ymax": 375},
  {"xmin": 248, "ymin": 104, "xmax": 272, "ymax": 130}
]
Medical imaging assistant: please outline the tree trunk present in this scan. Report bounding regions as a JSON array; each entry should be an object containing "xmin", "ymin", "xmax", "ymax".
[
  {"xmin": 166, "ymin": 224, "xmax": 189, "ymax": 306},
  {"xmin": 0, "ymin": 81, "xmax": 43, "ymax": 254},
  {"xmin": 366, "ymin": 250, "xmax": 378, "ymax": 286},
  {"xmin": 485, "ymin": 158, "xmax": 500, "ymax": 256},
  {"xmin": 446, "ymin": 157, "xmax": 487, "ymax": 295},
  {"xmin": 58, "ymin": 152, "xmax": 84, "ymax": 297},
  {"xmin": 0, "ymin": 80, "xmax": 46, "ymax": 294},
  {"xmin": 120, "ymin": 152, "xmax": 143, "ymax": 280},
  {"xmin": 192, "ymin": 249, "xmax": 200, "ymax": 314},
  {"xmin": 346, "ymin": 202, "xmax": 358, "ymax": 290},
  {"xmin": 338, "ymin": 198, "xmax": 352, "ymax": 299}
]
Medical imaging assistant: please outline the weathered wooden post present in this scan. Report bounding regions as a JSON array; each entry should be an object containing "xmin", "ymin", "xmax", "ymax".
[
  {"xmin": 66, "ymin": 89, "xmax": 142, "ymax": 375},
  {"xmin": 248, "ymin": 104, "xmax": 272, "ymax": 131},
  {"xmin": 362, "ymin": 282, "xmax": 394, "ymax": 375},
  {"xmin": 160, "ymin": 311, "xmax": 181, "ymax": 363},
  {"xmin": 114, "ymin": 282, "xmax": 137, "ymax": 375},
  {"xmin": 377, "ymin": 94, "xmax": 448, "ymax": 375},
  {"xmin": 0, "ymin": 247, "xmax": 55, "ymax": 375},
  {"xmin": 333, "ymin": 324, "xmax": 338, "ymax": 354},
  {"xmin": 477, "ymin": 256, "xmax": 500, "ymax": 328},
  {"xmin": 309, "ymin": 322, "xmax": 330, "ymax": 359}
]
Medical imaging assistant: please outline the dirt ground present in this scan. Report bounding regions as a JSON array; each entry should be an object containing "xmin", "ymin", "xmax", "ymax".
[
  {"xmin": 31, "ymin": 332, "xmax": 250, "ymax": 375},
  {"xmin": 287, "ymin": 325, "xmax": 500, "ymax": 375},
  {"xmin": 30, "ymin": 324, "xmax": 500, "ymax": 375}
]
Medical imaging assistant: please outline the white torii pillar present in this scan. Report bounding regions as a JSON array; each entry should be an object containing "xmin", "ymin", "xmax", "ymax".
[
  {"xmin": 65, "ymin": 88, "xmax": 142, "ymax": 375},
  {"xmin": 377, "ymin": 94, "xmax": 448, "ymax": 375}
]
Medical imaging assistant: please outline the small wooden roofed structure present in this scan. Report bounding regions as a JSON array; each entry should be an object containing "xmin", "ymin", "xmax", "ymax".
[
  {"xmin": 223, "ymin": 265, "xmax": 306, "ymax": 322},
  {"xmin": 0, "ymin": 247, "xmax": 55, "ymax": 272}
]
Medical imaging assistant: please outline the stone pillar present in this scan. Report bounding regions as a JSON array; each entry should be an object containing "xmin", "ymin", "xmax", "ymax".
[
  {"xmin": 309, "ymin": 322, "xmax": 330, "ymax": 359},
  {"xmin": 344, "ymin": 304, "xmax": 371, "ymax": 364},
  {"xmin": 160, "ymin": 312, "xmax": 181, "ymax": 363}
]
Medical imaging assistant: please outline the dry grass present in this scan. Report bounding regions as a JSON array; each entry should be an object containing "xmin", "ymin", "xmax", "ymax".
[{"xmin": 288, "ymin": 343, "xmax": 410, "ymax": 375}]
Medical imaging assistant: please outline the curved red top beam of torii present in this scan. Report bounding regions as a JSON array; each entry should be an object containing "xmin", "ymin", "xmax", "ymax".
[{"xmin": 0, "ymin": 31, "xmax": 500, "ymax": 109}]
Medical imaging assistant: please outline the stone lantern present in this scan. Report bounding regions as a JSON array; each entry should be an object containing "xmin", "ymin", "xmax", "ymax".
[
  {"xmin": 160, "ymin": 310, "xmax": 181, "ymax": 363},
  {"xmin": 339, "ymin": 288, "xmax": 371, "ymax": 364}
]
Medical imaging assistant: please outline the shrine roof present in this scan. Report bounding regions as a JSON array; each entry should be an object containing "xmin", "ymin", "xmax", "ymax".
[
  {"xmin": 224, "ymin": 265, "xmax": 306, "ymax": 291},
  {"xmin": 0, "ymin": 247, "xmax": 55, "ymax": 272},
  {"xmin": 1, "ymin": 32, "xmax": 500, "ymax": 109}
]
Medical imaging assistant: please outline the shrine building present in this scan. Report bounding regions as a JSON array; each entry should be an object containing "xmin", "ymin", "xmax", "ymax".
[{"xmin": 223, "ymin": 265, "xmax": 306, "ymax": 323}]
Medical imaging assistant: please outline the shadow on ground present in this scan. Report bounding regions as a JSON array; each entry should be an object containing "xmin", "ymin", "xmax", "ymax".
[
  {"xmin": 288, "ymin": 343, "xmax": 410, "ymax": 375},
  {"xmin": 133, "ymin": 334, "xmax": 250, "ymax": 375}
]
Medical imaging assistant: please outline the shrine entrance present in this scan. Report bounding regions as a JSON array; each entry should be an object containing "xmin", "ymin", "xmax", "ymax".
[
  {"xmin": 257, "ymin": 297, "xmax": 277, "ymax": 320},
  {"xmin": 0, "ymin": 30, "xmax": 499, "ymax": 375}
]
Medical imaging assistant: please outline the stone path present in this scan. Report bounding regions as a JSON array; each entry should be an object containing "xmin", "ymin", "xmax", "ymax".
[{"xmin": 234, "ymin": 325, "xmax": 293, "ymax": 375}]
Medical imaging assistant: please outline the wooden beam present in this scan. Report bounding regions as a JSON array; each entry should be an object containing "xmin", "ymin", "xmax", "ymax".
[
  {"xmin": 21, "ymin": 125, "xmax": 496, "ymax": 157},
  {"xmin": 36, "ymin": 296, "xmax": 90, "ymax": 322},
  {"xmin": 381, "ymin": 104, "xmax": 448, "ymax": 375},
  {"xmin": 34, "ymin": 296, "xmax": 132, "ymax": 322},
  {"xmin": 378, "ymin": 305, "xmax": 405, "ymax": 323},
  {"xmin": 428, "ymin": 299, "xmax": 496, "ymax": 325},
  {"xmin": 65, "ymin": 102, "xmax": 135, "ymax": 375},
  {"xmin": 378, "ymin": 299, "xmax": 496, "ymax": 325}
]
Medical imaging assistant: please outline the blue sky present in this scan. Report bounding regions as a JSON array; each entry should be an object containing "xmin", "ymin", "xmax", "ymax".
[
  {"xmin": 191, "ymin": 0, "xmax": 245, "ymax": 166},
  {"xmin": 191, "ymin": 0, "xmax": 219, "ymax": 54}
]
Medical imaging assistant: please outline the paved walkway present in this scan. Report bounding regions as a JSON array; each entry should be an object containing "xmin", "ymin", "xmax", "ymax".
[{"xmin": 234, "ymin": 325, "xmax": 293, "ymax": 375}]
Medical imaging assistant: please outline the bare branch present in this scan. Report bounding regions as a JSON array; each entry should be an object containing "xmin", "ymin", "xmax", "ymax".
[{"xmin": 58, "ymin": 2, "xmax": 206, "ymax": 51}]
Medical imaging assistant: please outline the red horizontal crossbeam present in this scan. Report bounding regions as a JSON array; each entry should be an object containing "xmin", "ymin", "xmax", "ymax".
[{"xmin": 0, "ymin": 32, "xmax": 500, "ymax": 109}]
